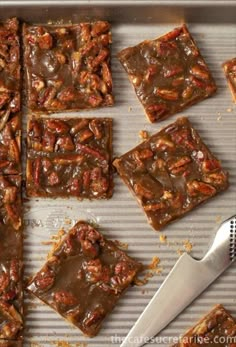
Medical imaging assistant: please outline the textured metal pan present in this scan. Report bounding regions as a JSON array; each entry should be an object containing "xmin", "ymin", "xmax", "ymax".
[{"xmin": 1, "ymin": 2, "xmax": 236, "ymax": 347}]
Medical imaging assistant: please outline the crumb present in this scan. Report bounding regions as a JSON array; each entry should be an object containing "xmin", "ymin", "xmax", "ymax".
[
  {"xmin": 227, "ymin": 108, "xmax": 232, "ymax": 112},
  {"xmin": 135, "ymin": 256, "xmax": 162, "ymax": 286},
  {"xmin": 51, "ymin": 228, "xmax": 66, "ymax": 240},
  {"xmin": 41, "ymin": 240, "xmax": 55, "ymax": 245},
  {"xmin": 114, "ymin": 240, "xmax": 128, "ymax": 250},
  {"xmin": 139, "ymin": 130, "xmax": 149, "ymax": 140},
  {"xmin": 53, "ymin": 342, "xmax": 70, "ymax": 347},
  {"xmin": 215, "ymin": 215, "xmax": 222, "ymax": 224},
  {"xmin": 148, "ymin": 256, "xmax": 160, "ymax": 270},
  {"xmin": 177, "ymin": 249, "xmax": 184, "ymax": 256},
  {"xmin": 183, "ymin": 239, "xmax": 193, "ymax": 253},
  {"xmin": 217, "ymin": 113, "xmax": 222, "ymax": 121},
  {"xmin": 30, "ymin": 343, "xmax": 43, "ymax": 347},
  {"xmin": 128, "ymin": 106, "xmax": 132, "ymax": 112},
  {"xmin": 64, "ymin": 218, "xmax": 72, "ymax": 225},
  {"xmin": 159, "ymin": 234, "xmax": 167, "ymax": 243}
]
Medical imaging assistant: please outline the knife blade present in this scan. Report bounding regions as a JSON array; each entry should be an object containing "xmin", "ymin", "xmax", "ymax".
[{"xmin": 120, "ymin": 215, "xmax": 236, "ymax": 347}]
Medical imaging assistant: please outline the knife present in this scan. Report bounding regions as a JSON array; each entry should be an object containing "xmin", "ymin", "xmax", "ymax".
[{"xmin": 121, "ymin": 214, "xmax": 236, "ymax": 347}]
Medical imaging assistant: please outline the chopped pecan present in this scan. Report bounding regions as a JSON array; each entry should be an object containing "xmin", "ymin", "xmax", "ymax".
[
  {"xmin": 187, "ymin": 180, "xmax": 216, "ymax": 197},
  {"xmin": 143, "ymin": 202, "xmax": 166, "ymax": 211},
  {"xmin": 55, "ymin": 135, "xmax": 75, "ymax": 151},
  {"xmin": 42, "ymin": 129, "xmax": 56, "ymax": 152},
  {"xmin": 3, "ymin": 186, "xmax": 17, "ymax": 203},
  {"xmin": 58, "ymin": 87, "xmax": 77, "ymax": 103},
  {"xmin": 34, "ymin": 268, "xmax": 55, "ymax": 291},
  {"xmin": 168, "ymin": 156, "xmax": 192, "ymax": 174},
  {"xmin": 48, "ymin": 171, "xmax": 60, "ymax": 186},
  {"xmin": 91, "ymin": 21, "xmax": 110, "ymax": 37},
  {"xmin": 90, "ymin": 177, "xmax": 109, "ymax": 196},
  {"xmin": 191, "ymin": 64, "xmax": 209, "ymax": 80},
  {"xmin": 156, "ymin": 88, "xmax": 179, "ymax": 101},
  {"xmin": 76, "ymin": 143, "xmax": 106, "ymax": 161},
  {"xmin": 77, "ymin": 129, "xmax": 94, "ymax": 143},
  {"xmin": 38, "ymin": 32, "xmax": 53, "ymax": 49},
  {"xmin": 163, "ymin": 65, "xmax": 183, "ymax": 78},
  {"xmin": 156, "ymin": 137, "xmax": 174, "ymax": 151},
  {"xmin": 0, "ymin": 272, "xmax": 10, "ymax": 293},
  {"xmin": 9, "ymin": 259, "xmax": 19, "ymax": 282},
  {"xmin": 89, "ymin": 119, "xmax": 103, "ymax": 139},
  {"xmin": 202, "ymin": 159, "xmax": 221, "ymax": 173},
  {"xmin": 84, "ymin": 307, "xmax": 105, "ymax": 327},
  {"xmin": 54, "ymin": 290, "xmax": 77, "ymax": 307},
  {"xmin": 46, "ymin": 120, "xmax": 69, "ymax": 134}
]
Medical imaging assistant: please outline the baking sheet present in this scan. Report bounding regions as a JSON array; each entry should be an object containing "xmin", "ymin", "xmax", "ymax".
[{"xmin": 2, "ymin": 4, "xmax": 236, "ymax": 346}]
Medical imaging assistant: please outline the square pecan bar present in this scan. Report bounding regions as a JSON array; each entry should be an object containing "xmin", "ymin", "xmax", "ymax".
[
  {"xmin": 23, "ymin": 21, "xmax": 113, "ymax": 113},
  {"xmin": 0, "ymin": 18, "xmax": 20, "ymax": 93},
  {"xmin": 118, "ymin": 24, "xmax": 216, "ymax": 123},
  {"xmin": 26, "ymin": 117, "xmax": 113, "ymax": 198},
  {"xmin": 222, "ymin": 58, "xmax": 236, "ymax": 103},
  {"xmin": 113, "ymin": 117, "xmax": 229, "ymax": 230},
  {"xmin": 0, "ymin": 260, "xmax": 23, "ymax": 340},
  {"xmin": 172, "ymin": 304, "xmax": 236, "ymax": 347},
  {"xmin": 27, "ymin": 221, "xmax": 141, "ymax": 337}
]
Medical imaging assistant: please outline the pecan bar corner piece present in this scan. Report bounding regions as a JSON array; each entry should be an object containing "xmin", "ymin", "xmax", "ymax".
[
  {"xmin": 27, "ymin": 221, "xmax": 141, "ymax": 337},
  {"xmin": 222, "ymin": 57, "xmax": 236, "ymax": 103},
  {"xmin": 118, "ymin": 24, "xmax": 216, "ymax": 123},
  {"xmin": 172, "ymin": 304, "xmax": 236, "ymax": 347}
]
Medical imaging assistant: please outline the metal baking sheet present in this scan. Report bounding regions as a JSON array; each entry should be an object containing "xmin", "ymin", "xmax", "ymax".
[{"xmin": 1, "ymin": 2, "xmax": 236, "ymax": 346}]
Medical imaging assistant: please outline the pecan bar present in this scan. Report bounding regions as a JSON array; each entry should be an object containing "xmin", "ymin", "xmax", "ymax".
[
  {"xmin": 0, "ymin": 260, "xmax": 23, "ymax": 340},
  {"xmin": 113, "ymin": 117, "xmax": 229, "ymax": 231},
  {"xmin": 27, "ymin": 221, "xmax": 141, "ymax": 337},
  {"xmin": 118, "ymin": 24, "xmax": 216, "ymax": 123},
  {"xmin": 26, "ymin": 117, "xmax": 113, "ymax": 199},
  {"xmin": 0, "ymin": 175, "xmax": 22, "ymax": 231},
  {"xmin": 172, "ymin": 304, "xmax": 236, "ymax": 347},
  {"xmin": 0, "ymin": 174, "xmax": 22, "ymax": 261},
  {"xmin": 0, "ymin": 18, "xmax": 20, "ymax": 93},
  {"xmin": 222, "ymin": 58, "xmax": 236, "ymax": 103},
  {"xmin": 0, "ymin": 93, "xmax": 21, "ymax": 175},
  {"xmin": 23, "ymin": 22, "xmax": 113, "ymax": 113}
]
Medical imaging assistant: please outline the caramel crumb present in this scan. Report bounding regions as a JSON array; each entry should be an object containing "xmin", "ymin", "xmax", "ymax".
[
  {"xmin": 135, "ymin": 256, "xmax": 162, "ymax": 286},
  {"xmin": 64, "ymin": 218, "xmax": 72, "ymax": 225},
  {"xmin": 128, "ymin": 106, "xmax": 132, "ymax": 112},
  {"xmin": 183, "ymin": 239, "xmax": 193, "ymax": 253},
  {"xmin": 52, "ymin": 342, "xmax": 87, "ymax": 347},
  {"xmin": 215, "ymin": 215, "xmax": 222, "ymax": 224},
  {"xmin": 114, "ymin": 240, "xmax": 128, "ymax": 250},
  {"xmin": 227, "ymin": 108, "xmax": 232, "ymax": 112},
  {"xmin": 139, "ymin": 130, "xmax": 149, "ymax": 140},
  {"xmin": 177, "ymin": 249, "xmax": 184, "ymax": 256},
  {"xmin": 159, "ymin": 234, "xmax": 167, "ymax": 243},
  {"xmin": 148, "ymin": 256, "xmax": 160, "ymax": 270}
]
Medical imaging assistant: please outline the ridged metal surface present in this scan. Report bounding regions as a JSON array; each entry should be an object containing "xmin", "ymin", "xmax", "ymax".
[{"xmin": 16, "ymin": 17, "xmax": 236, "ymax": 347}]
